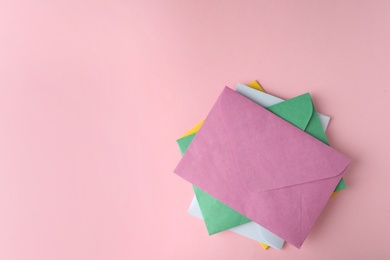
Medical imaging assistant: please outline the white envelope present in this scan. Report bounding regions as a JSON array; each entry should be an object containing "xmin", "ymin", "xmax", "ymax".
[{"xmin": 187, "ymin": 83, "xmax": 331, "ymax": 249}]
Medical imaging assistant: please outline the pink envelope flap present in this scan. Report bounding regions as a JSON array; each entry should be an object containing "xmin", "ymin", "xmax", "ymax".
[
  {"xmin": 266, "ymin": 92, "xmax": 313, "ymax": 131},
  {"xmin": 219, "ymin": 88, "xmax": 348, "ymax": 192},
  {"xmin": 174, "ymin": 87, "xmax": 351, "ymax": 248}
]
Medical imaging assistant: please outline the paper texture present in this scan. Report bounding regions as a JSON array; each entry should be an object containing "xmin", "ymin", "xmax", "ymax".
[
  {"xmin": 180, "ymin": 84, "xmax": 340, "ymax": 248},
  {"xmin": 174, "ymin": 87, "xmax": 351, "ymax": 248},
  {"xmin": 236, "ymin": 84, "xmax": 346, "ymax": 192}
]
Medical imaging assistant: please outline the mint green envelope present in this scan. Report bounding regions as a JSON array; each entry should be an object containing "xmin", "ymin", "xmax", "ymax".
[{"xmin": 177, "ymin": 93, "xmax": 346, "ymax": 235}]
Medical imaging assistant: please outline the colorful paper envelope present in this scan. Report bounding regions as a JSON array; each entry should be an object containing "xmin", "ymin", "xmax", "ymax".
[
  {"xmin": 179, "ymin": 84, "xmax": 344, "ymax": 238},
  {"xmin": 177, "ymin": 88, "xmax": 336, "ymax": 249},
  {"xmin": 174, "ymin": 87, "xmax": 351, "ymax": 248},
  {"xmin": 178, "ymin": 83, "xmax": 342, "ymax": 249}
]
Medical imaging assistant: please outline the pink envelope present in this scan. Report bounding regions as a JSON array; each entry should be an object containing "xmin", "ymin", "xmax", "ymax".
[{"xmin": 174, "ymin": 87, "xmax": 351, "ymax": 248}]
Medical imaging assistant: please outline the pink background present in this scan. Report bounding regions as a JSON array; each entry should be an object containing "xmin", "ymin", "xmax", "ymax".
[{"xmin": 0, "ymin": 1, "xmax": 389, "ymax": 259}]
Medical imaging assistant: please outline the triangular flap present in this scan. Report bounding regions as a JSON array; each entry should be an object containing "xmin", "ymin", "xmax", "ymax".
[
  {"xmin": 193, "ymin": 186, "xmax": 251, "ymax": 235},
  {"xmin": 218, "ymin": 87, "xmax": 350, "ymax": 192},
  {"xmin": 267, "ymin": 93, "xmax": 313, "ymax": 131},
  {"xmin": 176, "ymin": 134, "xmax": 196, "ymax": 155}
]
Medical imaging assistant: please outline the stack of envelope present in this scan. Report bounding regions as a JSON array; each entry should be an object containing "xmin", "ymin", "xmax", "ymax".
[{"xmin": 174, "ymin": 81, "xmax": 351, "ymax": 250}]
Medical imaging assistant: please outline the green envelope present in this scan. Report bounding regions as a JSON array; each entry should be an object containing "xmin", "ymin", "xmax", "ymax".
[{"xmin": 177, "ymin": 93, "xmax": 346, "ymax": 235}]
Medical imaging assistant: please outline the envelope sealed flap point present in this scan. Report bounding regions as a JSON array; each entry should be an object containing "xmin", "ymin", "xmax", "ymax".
[
  {"xmin": 267, "ymin": 93, "xmax": 313, "ymax": 131},
  {"xmin": 174, "ymin": 87, "xmax": 351, "ymax": 248}
]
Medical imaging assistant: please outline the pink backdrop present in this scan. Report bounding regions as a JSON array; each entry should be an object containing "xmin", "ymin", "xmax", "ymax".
[{"xmin": 0, "ymin": 1, "xmax": 389, "ymax": 259}]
